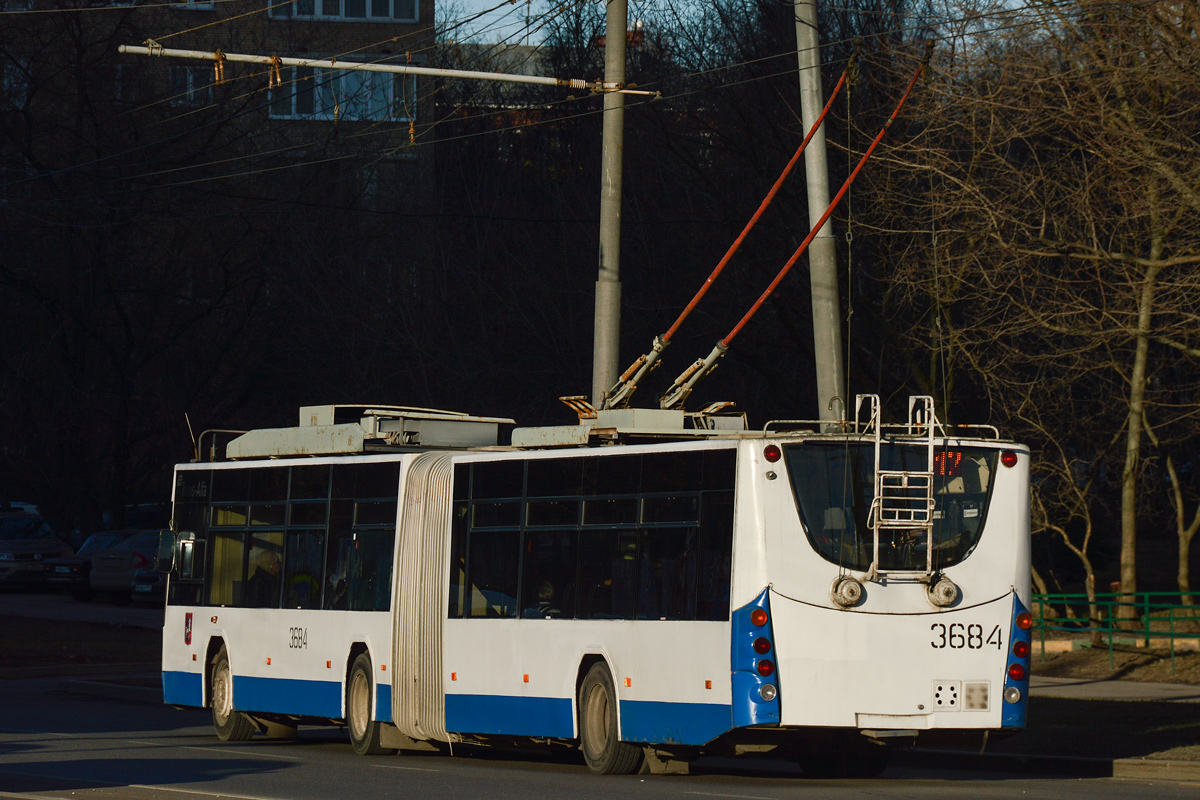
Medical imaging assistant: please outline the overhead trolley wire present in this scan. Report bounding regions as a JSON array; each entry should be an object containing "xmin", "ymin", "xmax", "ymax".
[
  {"xmin": 1, "ymin": 0, "xmax": 583, "ymax": 196},
  {"xmin": 2, "ymin": 1, "xmax": 1122, "ymax": 211},
  {"xmin": 1, "ymin": 0, "xmax": 577, "ymax": 207}
]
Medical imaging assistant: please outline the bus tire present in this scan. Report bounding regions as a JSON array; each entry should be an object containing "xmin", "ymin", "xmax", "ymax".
[
  {"xmin": 578, "ymin": 662, "xmax": 643, "ymax": 775},
  {"xmin": 211, "ymin": 648, "xmax": 254, "ymax": 742},
  {"xmin": 347, "ymin": 652, "xmax": 393, "ymax": 755}
]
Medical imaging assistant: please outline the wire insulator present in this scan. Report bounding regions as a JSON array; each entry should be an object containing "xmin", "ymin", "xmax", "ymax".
[{"xmin": 849, "ymin": 38, "xmax": 862, "ymax": 87}]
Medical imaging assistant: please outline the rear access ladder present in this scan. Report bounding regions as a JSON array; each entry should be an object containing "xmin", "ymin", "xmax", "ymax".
[{"xmin": 855, "ymin": 395, "xmax": 940, "ymax": 580}]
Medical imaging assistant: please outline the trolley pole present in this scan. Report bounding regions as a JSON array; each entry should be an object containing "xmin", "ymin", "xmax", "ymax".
[
  {"xmin": 794, "ymin": 0, "xmax": 846, "ymax": 424},
  {"xmin": 591, "ymin": 0, "xmax": 627, "ymax": 406}
]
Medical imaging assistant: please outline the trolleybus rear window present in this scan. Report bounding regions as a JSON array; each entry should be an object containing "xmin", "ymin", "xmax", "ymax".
[{"xmin": 785, "ymin": 444, "xmax": 997, "ymax": 572}]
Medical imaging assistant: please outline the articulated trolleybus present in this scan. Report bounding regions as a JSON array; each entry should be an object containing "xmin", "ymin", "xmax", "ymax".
[{"xmin": 158, "ymin": 396, "xmax": 1031, "ymax": 776}]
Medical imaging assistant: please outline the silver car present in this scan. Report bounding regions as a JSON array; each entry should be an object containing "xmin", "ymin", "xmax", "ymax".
[{"xmin": 89, "ymin": 529, "xmax": 162, "ymax": 599}]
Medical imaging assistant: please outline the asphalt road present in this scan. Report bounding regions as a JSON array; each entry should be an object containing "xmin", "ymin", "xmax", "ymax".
[
  {"xmin": 2, "ymin": 676, "xmax": 1198, "ymax": 800},
  {"xmin": 0, "ymin": 589, "xmax": 162, "ymax": 631}
]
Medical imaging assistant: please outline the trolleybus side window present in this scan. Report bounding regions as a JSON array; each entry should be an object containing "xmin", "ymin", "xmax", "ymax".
[
  {"xmin": 461, "ymin": 460, "xmax": 522, "ymax": 618},
  {"xmin": 178, "ymin": 460, "xmax": 400, "ymax": 610},
  {"xmin": 207, "ymin": 530, "xmax": 245, "ymax": 606},
  {"xmin": 324, "ymin": 462, "xmax": 400, "ymax": 612},
  {"xmin": 448, "ymin": 449, "xmax": 736, "ymax": 622},
  {"xmin": 170, "ymin": 469, "xmax": 210, "ymax": 605},
  {"xmin": 284, "ymin": 464, "xmax": 328, "ymax": 609}
]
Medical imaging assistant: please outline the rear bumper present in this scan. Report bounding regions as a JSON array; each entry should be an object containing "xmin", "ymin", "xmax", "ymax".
[{"xmin": 0, "ymin": 562, "xmax": 46, "ymax": 581}]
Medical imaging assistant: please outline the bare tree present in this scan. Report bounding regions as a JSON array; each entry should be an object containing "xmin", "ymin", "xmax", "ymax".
[{"xmin": 867, "ymin": 1, "xmax": 1200, "ymax": 609}]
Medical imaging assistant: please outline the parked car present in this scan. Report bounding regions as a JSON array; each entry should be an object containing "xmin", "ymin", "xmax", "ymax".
[
  {"xmin": 0, "ymin": 513, "xmax": 73, "ymax": 587},
  {"xmin": 131, "ymin": 567, "xmax": 166, "ymax": 603},
  {"xmin": 89, "ymin": 529, "xmax": 161, "ymax": 601},
  {"xmin": 44, "ymin": 530, "xmax": 140, "ymax": 601}
]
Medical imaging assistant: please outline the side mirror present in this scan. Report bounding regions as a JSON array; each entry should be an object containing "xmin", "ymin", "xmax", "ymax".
[{"xmin": 157, "ymin": 530, "xmax": 176, "ymax": 574}]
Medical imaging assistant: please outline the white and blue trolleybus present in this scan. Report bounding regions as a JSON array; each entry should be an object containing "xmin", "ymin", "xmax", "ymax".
[{"xmin": 157, "ymin": 395, "xmax": 1031, "ymax": 775}]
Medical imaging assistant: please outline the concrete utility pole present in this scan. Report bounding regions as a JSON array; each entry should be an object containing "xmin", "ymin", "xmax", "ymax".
[
  {"xmin": 794, "ymin": 0, "xmax": 847, "ymax": 424},
  {"xmin": 591, "ymin": 0, "xmax": 627, "ymax": 406}
]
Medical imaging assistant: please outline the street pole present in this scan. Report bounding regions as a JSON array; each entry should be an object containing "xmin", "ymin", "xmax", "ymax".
[
  {"xmin": 591, "ymin": 0, "xmax": 627, "ymax": 406},
  {"xmin": 794, "ymin": 0, "xmax": 846, "ymax": 424}
]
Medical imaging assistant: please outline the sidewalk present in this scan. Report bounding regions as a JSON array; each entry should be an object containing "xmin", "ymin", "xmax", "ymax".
[{"xmin": 1031, "ymin": 675, "xmax": 1200, "ymax": 703}]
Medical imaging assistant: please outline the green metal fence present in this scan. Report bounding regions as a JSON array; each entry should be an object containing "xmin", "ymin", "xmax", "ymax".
[{"xmin": 1031, "ymin": 592, "xmax": 1200, "ymax": 671}]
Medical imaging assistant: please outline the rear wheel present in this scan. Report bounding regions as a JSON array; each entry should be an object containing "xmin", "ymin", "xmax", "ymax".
[
  {"xmin": 578, "ymin": 662, "xmax": 643, "ymax": 775},
  {"xmin": 211, "ymin": 648, "xmax": 254, "ymax": 742},
  {"xmin": 347, "ymin": 652, "xmax": 393, "ymax": 755}
]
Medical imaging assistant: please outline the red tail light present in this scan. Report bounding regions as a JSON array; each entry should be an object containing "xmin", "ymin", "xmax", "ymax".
[
  {"xmin": 1001, "ymin": 451, "xmax": 1018, "ymax": 467},
  {"xmin": 764, "ymin": 445, "xmax": 781, "ymax": 463},
  {"xmin": 753, "ymin": 637, "xmax": 771, "ymax": 655},
  {"xmin": 750, "ymin": 608, "xmax": 769, "ymax": 627},
  {"xmin": 1012, "ymin": 640, "xmax": 1030, "ymax": 659},
  {"xmin": 756, "ymin": 659, "xmax": 775, "ymax": 677},
  {"xmin": 1016, "ymin": 612, "xmax": 1033, "ymax": 630},
  {"xmin": 131, "ymin": 552, "xmax": 148, "ymax": 569},
  {"xmin": 1008, "ymin": 663, "xmax": 1026, "ymax": 681}
]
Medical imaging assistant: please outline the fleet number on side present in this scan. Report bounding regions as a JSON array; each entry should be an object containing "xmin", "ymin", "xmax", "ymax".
[{"xmin": 288, "ymin": 627, "xmax": 308, "ymax": 649}]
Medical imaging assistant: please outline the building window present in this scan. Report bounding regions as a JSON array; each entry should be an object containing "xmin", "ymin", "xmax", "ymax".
[
  {"xmin": 169, "ymin": 66, "xmax": 213, "ymax": 106},
  {"xmin": 269, "ymin": 66, "xmax": 416, "ymax": 122},
  {"xmin": 269, "ymin": 0, "xmax": 416, "ymax": 22},
  {"xmin": 172, "ymin": 0, "xmax": 216, "ymax": 9}
]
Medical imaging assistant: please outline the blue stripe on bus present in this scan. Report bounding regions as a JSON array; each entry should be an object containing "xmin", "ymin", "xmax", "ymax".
[
  {"xmin": 162, "ymin": 670, "xmax": 203, "ymax": 707},
  {"xmin": 377, "ymin": 683, "xmax": 392, "ymax": 723},
  {"xmin": 443, "ymin": 693, "xmax": 732, "ymax": 745},
  {"xmin": 619, "ymin": 699, "xmax": 732, "ymax": 745},
  {"xmin": 234, "ymin": 675, "xmax": 343, "ymax": 718},
  {"xmin": 445, "ymin": 694, "xmax": 574, "ymax": 737}
]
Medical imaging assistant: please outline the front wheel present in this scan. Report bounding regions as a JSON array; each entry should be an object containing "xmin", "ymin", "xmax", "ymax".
[
  {"xmin": 578, "ymin": 662, "xmax": 643, "ymax": 774},
  {"xmin": 211, "ymin": 648, "xmax": 254, "ymax": 742},
  {"xmin": 347, "ymin": 652, "xmax": 394, "ymax": 755}
]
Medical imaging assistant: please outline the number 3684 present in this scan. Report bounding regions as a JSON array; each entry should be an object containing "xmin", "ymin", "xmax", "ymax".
[{"xmin": 931, "ymin": 623, "xmax": 1002, "ymax": 650}]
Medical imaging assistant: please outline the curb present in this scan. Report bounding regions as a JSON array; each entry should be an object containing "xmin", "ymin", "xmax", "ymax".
[
  {"xmin": 1113, "ymin": 758, "xmax": 1200, "ymax": 782},
  {"xmin": 899, "ymin": 748, "xmax": 1111, "ymax": 777},
  {"xmin": 903, "ymin": 748, "xmax": 1200, "ymax": 782}
]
